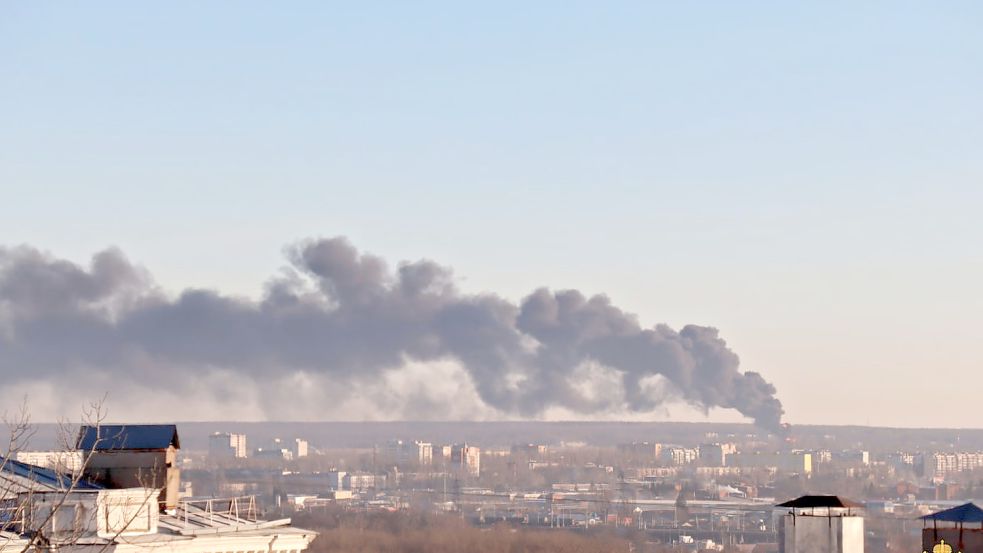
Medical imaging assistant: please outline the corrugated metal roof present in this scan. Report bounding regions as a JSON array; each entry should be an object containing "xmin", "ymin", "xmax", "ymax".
[
  {"xmin": 76, "ymin": 424, "xmax": 180, "ymax": 451},
  {"xmin": 921, "ymin": 502, "xmax": 983, "ymax": 523},
  {"xmin": 0, "ymin": 457, "xmax": 103, "ymax": 490}
]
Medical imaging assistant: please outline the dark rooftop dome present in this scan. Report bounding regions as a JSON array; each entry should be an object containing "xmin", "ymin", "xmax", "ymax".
[
  {"xmin": 777, "ymin": 495, "xmax": 863, "ymax": 509},
  {"xmin": 76, "ymin": 424, "xmax": 180, "ymax": 451}
]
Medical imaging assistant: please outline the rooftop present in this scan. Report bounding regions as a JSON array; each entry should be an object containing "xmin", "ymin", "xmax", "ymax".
[
  {"xmin": 0, "ymin": 456, "xmax": 103, "ymax": 492},
  {"xmin": 76, "ymin": 424, "xmax": 180, "ymax": 451},
  {"xmin": 776, "ymin": 495, "xmax": 863, "ymax": 509},
  {"xmin": 921, "ymin": 502, "xmax": 983, "ymax": 524}
]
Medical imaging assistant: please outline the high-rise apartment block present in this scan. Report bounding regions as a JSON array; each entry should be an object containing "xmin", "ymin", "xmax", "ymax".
[
  {"xmin": 385, "ymin": 439, "xmax": 433, "ymax": 467},
  {"xmin": 451, "ymin": 443, "xmax": 481, "ymax": 477},
  {"xmin": 293, "ymin": 438, "xmax": 309, "ymax": 458},
  {"xmin": 209, "ymin": 432, "xmax": 248, "ymax": 459}
]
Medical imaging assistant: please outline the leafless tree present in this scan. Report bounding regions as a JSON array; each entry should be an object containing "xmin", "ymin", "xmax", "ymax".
[{"xmin": 0, "ymin": 396, "xmax": 162, "ymax": 553}]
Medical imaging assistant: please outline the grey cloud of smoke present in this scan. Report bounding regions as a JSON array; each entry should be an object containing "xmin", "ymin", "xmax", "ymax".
[{"xmin": 0, "ymin": 238, "xmax": 783, "ymax": 429}]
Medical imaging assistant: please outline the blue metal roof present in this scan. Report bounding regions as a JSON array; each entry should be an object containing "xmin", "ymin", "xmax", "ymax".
[
  {"xmin": 76, "ymin": 424, "xmax": 180, "ymax": 451},
  {"xmin": 921, "ymin": 502, "xmax": 983, "ymax": 523},
  {"xmin": 0, "ymin": 457, "xmax": 103, "ymax": 490}
]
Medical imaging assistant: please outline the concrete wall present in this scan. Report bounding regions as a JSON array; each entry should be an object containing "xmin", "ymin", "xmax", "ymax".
[
  {"xmin": 780, "ymin": 514, "xmax": 864, "ymax": 553},
  {"xmin": 83, "ymin": 447, "xmax": 179, "ymax": 510}
]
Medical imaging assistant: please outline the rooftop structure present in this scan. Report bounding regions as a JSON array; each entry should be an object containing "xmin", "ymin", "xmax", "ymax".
[
  {"xmin": 777, "ymin": 495, "xmax": 864, "ymax": 553},
  {"xmin": 76, "ymin": 424, "xmax": 181, "ymax": 510},
  {"xmin": 921, "ymin": 503, "xmax": 983, "ymax": 552},
  {"xmin": 0, "ymin": 456, "xmax": 102, "ymax": 497},
  {"xmin": 0, "ymin": 426, "xmax": 316, "ymax": 553},
  {"xmin": 77, "ymin": 424, "xmax": 180, "ymax": 451},
  {"xmin": 777, "ymin": 495, "xmax": 863, "ymax": 511}
]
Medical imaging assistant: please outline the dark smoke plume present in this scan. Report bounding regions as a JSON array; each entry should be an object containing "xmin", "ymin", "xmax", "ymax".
[{"xmin": 0, "ymin": 238, "xmax": 783, "ymax": 429}]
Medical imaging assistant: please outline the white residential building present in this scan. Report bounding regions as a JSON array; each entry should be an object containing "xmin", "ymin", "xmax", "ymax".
[
  {"xmin": 15, "ymin": 451, "xmax": 84, "ymax": 473},
  {"xmin": 451, "ymin": 444, "xmax": 480, "ymax": 477},
  {"xmin": 208, "ymin": 432, "xmax": 247, "ymax": 459},
  {"xmin": 384, "ymin": 440, "xmax": 433, "ymax": 467},
  {"xmin": 293, "ymin": 439, "xmax": 309, "ymax": 458}
]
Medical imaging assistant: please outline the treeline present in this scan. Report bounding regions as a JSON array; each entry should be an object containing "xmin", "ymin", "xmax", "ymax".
[{"xmin": 293, "ymin": 508, "xmax": 630, "ymax": 553}]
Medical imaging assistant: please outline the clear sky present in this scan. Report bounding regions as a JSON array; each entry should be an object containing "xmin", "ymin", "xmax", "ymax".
[{"xmin": 1, "ymin": 2, "xmax": 981, "ymax": 426}]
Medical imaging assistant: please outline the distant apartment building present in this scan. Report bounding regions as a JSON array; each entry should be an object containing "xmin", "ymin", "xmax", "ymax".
[
  {"xmin": 630, "ymin": 467, "xmax": 680, "ymax": 479},
  {"xmin": 886, "ymin": 452, "xmax": 923, "ymax": 475},
  {"xmin": 836, "ymin": 449, "xmax": 870, "ymax": 467},
  {"xmin": 253, "ymin": 438, "xmax": 303, "ymax": 461},
  {"xmin": 698, "ymin": 443, "xmax": 735, "ymax": 467},
  {"xmin": 254, "ymin": 442, "xmax": 293, "ymax": 461},
  {"xmin": 346, "ymin": 472, "xmax": 385, "ymax": 491},
  {"xmin": 617, "ymin": 442, "xmax": 662, "ymax": 459},
  {"xmin": 511, "ymin": 443, "xmax": 548, "ymax": 458},
  {"xmin": 696, "ymin": 466, "xmax": 774, "ymax": 477},
  {"xmin": 439, "ymin": 444, "xmax": 453, "ymax": 460},
  {"xmin": 326, "ymin": 470, "xmax": 347, "ymax": 489},
  {"xmin": 415, "ymin": 441, "xmax": 433, "ymax": 465},
  {"xmin": 663, "ymin": 446, "xmax": 699, "ymax": 466},
  {"xmin": 930, "ymin": 452, "xmax": 983, "ymax": 479},
  {"xmin": 781, "ymin": 452, "xmax": 813, "ymax": 474},
  {"xmin": 730, "ymin": 451, "xmax": 813, "ymax": 475},
  {"xmin": 451, "ymin": 443, "xmax": 481, "ymax": 477},
  {"xmin": 209, "ymin": 432, "xmax": 248, "ymax": 459},
  {"xmin": 15, "ymin": 450, "xmax": 84, "ymax": 472},
  {"xmin": 814, "ymin": 449, "xmax": 833, "ymax": 464},
  {"xmin": 385, "ymin": 439, "xmax": 433, "ymax": 466}
]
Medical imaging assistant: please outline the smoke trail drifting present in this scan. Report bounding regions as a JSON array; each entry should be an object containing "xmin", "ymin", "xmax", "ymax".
[{"xmin": 0, "ymin": 238, "xmax": 783, "ymax": 428}]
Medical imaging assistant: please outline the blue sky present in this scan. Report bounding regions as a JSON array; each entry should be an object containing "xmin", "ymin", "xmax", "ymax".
[{"xmin": 1, "ymin": 2, "xmax": 981, "ymax": 425}]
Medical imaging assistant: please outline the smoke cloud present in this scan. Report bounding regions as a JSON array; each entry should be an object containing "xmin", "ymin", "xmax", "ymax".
[{"xmin": 0, "ymin": 238, "xmax": 783, "ymax": 429}]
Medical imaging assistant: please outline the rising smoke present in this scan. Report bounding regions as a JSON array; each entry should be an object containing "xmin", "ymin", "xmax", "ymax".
[{"xmin": 0, "ymin": 238, "xmax": 783, "ymax": 429}]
